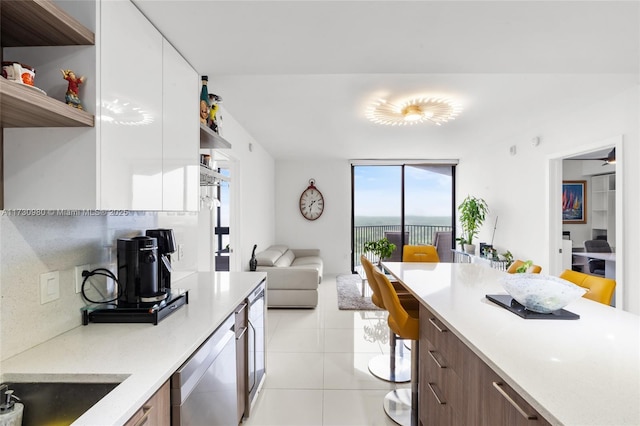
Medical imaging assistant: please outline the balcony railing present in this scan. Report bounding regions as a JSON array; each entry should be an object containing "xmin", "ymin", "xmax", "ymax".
[{"xmin": 354, "ymin": 224, "xmax": 453, "ymax": 267}]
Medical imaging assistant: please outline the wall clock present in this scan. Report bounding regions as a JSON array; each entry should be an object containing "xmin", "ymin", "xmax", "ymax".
[{"xmin": 299, "ymin": 179, "xmax": 324, "ymax": 221}]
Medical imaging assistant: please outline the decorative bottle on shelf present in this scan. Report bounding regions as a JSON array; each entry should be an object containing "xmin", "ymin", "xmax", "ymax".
[{"xmin": 199, "ymin": 75, "xmax": 210, "ymax": 125}]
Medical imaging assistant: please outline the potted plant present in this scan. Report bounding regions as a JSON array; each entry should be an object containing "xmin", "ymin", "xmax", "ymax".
[
  {"xmin": 500, "ymin": 250, "xmax": 514, "ymax": 267},
  {"xmin": 457, "ymin": 195, "xmax": 489, "ymax": 254},
  {"xmin": 363, "ymin": 237, "xmax": 397, "ymax": 266}
]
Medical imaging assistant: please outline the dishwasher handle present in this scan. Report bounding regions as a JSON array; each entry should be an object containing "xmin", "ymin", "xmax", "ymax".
[{"xmin": 247, "ymin": 318, "xmax": 257, "ymax": 393}]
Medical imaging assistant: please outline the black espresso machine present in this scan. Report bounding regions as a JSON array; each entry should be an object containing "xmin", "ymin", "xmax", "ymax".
[{"xmin": 82, "ymin": 230, "xmax": 188, "ymax": 325}]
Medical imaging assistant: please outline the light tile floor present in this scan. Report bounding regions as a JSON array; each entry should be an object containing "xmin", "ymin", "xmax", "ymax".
[{"xmin": 244, "ymin": 274, "xmax": 405, "ymax": 426}]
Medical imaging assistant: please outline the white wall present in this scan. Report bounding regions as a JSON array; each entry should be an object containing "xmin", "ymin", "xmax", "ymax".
[
  {"xmin": 274, "ymin": 159, "xmax": 352, "ymax": 274},
  {"xmin": 213, "ymin": 106, "xmax": 276, "ymax": 271},
  {"xmin": 456, "ymin": 86, "xmax": 639, "ymax": 313}
]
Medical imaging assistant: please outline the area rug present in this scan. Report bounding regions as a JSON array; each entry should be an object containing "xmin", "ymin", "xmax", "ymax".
[{"xmin": 336, "ymin": 273, "xmax": 381, "ymax": 311}]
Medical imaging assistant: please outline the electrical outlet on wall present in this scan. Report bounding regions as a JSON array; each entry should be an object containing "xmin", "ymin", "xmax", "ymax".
[
  {"xmin": 75, "ymin": 264, "xmax": 90, "ymax": 294},
  {"xmin": 178, "ymin": 244, "xmax": 185, "ymax": 261}
]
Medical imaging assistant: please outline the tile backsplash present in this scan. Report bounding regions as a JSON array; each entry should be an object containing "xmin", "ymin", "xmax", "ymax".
[{"xmin": 0, "ymin": 211, "xmax": 198, "ymax": 361}]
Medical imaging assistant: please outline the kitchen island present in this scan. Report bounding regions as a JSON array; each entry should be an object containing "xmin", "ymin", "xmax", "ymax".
[
  {"xmin": 383, "ymin": 262, "xmax": 640, "ymax": 426},
  {"xmin": 0, "ymin": 271, "xmax": 266, "ymax": 425}
]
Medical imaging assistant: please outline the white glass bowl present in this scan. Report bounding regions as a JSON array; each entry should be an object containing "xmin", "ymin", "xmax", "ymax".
[{"xmin": 500, "ymin": 274, "xmax": 587, "ymax": 313}]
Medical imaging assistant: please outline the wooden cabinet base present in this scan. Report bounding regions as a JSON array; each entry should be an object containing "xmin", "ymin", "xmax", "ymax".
[
  {"xmin": 419, "ymin": 305, "xmax": 550, "ymax": 425},
  {"xmin": 124, "ymin": 381, "xmax": 170, "ymax": 426}
]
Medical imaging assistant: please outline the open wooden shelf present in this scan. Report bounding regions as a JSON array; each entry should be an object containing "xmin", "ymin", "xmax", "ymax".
[
  {"xmin": 0, "ymin": 78, "xmax": 94, "ymax": 127},
  {"xmin": 1, "ymin": 0, "xmax": 95, "ymax": 46},
  {"xmin": 200, "ymin": 124, "xmax": 232, "ymax": 149},
  {"xmin": 0, "ymin": 0, "xmax": 95, "ymax": 128}
]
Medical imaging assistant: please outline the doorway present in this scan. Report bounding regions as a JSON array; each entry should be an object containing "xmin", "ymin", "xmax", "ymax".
[
  {"xmin": 547, "ymin": 135, "xmax": 623, "ymax": 308},
  {"xmin": 199, "ymin": 149, "xmax": 238, "ymax": 272},
  {"xmin": 214, "ymin": 166, "xmax": 230, "ymax": 271}
]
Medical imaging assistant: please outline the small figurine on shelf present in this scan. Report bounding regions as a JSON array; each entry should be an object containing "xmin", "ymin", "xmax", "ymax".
[
  {"xmin": 200, "ymin": 75, "xmax": 210, "ymax": 125},
  {"xmin": 208, "ymin": 93, "xmax": 222, "ymax": 134},
  {"xmin": 61, "ymin": 69, "xmax": 85, "ymax": 110}
]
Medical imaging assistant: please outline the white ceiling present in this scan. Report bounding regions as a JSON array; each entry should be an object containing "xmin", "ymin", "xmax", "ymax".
[{"xmin": 133, "ymin": 1, "xmax": 639, "ymax": 160}]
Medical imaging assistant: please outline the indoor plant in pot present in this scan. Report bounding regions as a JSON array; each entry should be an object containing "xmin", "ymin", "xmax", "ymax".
[
  {"xmin": 457, "ymin": 195, "xmax": 489, "ymax": 254},
  {"xmin": 363, "ymin": 237, "xmax": 397, "ymax": 266}
]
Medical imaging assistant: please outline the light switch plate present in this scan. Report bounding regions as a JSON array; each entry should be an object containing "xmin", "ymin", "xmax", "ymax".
[{"xmin": 40, "ymin": 271, "xmax": 60, "ymax": 304}]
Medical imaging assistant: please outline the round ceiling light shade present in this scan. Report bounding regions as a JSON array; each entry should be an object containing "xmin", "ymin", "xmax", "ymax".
[{"xmin": 366, "ymin": 96, "xmax": 462, "ymax": 126}]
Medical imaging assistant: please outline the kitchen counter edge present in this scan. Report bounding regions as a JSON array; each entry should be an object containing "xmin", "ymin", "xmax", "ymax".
[{"xmin": 0, "ymin": 271, "xmax": 267, "ymax": 426}]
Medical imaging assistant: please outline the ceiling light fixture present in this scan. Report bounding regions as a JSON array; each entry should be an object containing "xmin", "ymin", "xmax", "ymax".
[{"xmin": 366, "ymin": 96, "xmax": 462, "ymax": 126}]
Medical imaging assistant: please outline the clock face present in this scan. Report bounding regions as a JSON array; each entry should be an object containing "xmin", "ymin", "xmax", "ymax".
[{"xmin": 300, "ymin": 186, "xmax": 324, "ymax": 220}]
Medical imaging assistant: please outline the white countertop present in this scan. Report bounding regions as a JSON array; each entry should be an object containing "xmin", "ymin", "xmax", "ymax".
[
  {"xmin": 382, "ymin": 262, "xmax": 640, "ymax": 426},
  {"xmin": 1, "ymin": 271, "xmax": 267, "ymax": 426}
]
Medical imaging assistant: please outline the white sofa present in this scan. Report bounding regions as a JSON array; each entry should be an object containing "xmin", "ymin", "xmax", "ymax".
[{"xmin": 255, "ymin": 245, "xmax": 323, "ymax": 308}]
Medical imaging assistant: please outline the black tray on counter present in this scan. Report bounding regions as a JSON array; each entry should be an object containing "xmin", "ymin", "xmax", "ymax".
[
  {"xmin": 486, "ymin": 294, "xmax": 580, "ymax": 320},
  {"xmin": 82, "ymin": 289, "xmax": 189, "ymax": 325}
]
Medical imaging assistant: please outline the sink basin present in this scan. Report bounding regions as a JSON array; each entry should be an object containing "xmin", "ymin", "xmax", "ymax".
[{"xmin": 4, "ymin": 381, "xmax": 120, "ymax": 426}]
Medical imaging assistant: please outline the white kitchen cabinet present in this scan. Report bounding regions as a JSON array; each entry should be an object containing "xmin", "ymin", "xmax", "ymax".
[
  {"xmin": 100, "ymin": 0, "xmax": 163, "ymax": 210},
  {"xmin": 3, "ymin": 0, "xmax": 198, "ymax": 211},
  {"xmin": 162, "ymin": 40, "xmax": 199, "ymax": 212}
]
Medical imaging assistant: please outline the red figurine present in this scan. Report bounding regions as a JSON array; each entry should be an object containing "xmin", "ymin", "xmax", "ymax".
[{"xmin": 61, "ymin": 69, "xmax": 86, "ymax": 110}]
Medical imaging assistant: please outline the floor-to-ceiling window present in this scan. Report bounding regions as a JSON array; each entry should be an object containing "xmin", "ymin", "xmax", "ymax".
[{"xmin": 351, "ymin": 162, "xmax": 456, "ymax": 270}]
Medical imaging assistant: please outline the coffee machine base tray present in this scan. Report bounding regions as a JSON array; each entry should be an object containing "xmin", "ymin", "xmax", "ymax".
[{"xmin": 82, "ymin": 290, "xmax": 189, "ymax": 326}]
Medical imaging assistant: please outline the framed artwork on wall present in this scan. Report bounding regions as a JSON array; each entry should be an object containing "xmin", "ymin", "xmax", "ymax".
[{"xmin": 562, "ymin": 180, "xmax": 587, "ymax": 224}]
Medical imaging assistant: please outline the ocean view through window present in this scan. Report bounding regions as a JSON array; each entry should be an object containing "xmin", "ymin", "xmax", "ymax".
[{"xmin": 352, "ymin": 163, "xmax": 455, "ymax": 269}]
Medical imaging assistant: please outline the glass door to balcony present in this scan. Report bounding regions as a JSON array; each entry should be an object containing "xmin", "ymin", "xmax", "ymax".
[{"xmin": 352, "ymin": 163, "xmax": 456, "ymax": 270}]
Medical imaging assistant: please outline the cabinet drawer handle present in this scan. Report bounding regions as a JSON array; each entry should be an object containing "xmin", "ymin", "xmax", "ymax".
[
  {"xmin": 492, "ymin": 382, "xmax": 538, "ymax": 420},
  {"xmin": 427, "ymin": 382, "xmax": 446, "ymax": 405},
  {"xmin": 428, "ymin": 317, "xmax": 448, "ymax": 333},
  {"xmin": 235, "ymin": 303, "xmax": 248, "ymax": 315},
  {"xmin": 236, "ymin": 326, "xmax": 248, "ymax": 340},
  {"xmin": 133, "ymin": 405, "xmax": 153, "ymax": 426},
  {"xmin": 428, "ymin": 350, "xmax": 447, "ymax": 369}
]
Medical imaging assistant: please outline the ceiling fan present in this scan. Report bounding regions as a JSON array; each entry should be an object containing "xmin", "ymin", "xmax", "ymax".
[
  {"xmin": 600, "ymin": 148, "xmax": 616, "ymax": 166},
  {"xmin": 564, "ymin": 147, "xmax": 617, "ymax": 164}
]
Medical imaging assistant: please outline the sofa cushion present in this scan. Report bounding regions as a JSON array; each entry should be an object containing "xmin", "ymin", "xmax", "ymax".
[
  {"xmin": 291, "ymin": 256, "xmax": 322, "ymax": 268},
  {"xmin": 256, "ymin": 246, "xmax": 288, "ymax": 266},
  {"xmin": 269, "ymin": 244, "xmax": 289, "ymax": 255},
  {"xmin": 274, "ymin": 249, "xmax": 296, "ymax": 267}
]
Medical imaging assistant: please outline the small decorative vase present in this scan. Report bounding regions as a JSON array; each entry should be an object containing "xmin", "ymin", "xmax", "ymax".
[
  {"xmin": 249, "ymin": 244, "xmax": 258, "ymax": 271},
  {"xmin": 464, "ymin": 244, "xmax": 476, "ymax": 255}
]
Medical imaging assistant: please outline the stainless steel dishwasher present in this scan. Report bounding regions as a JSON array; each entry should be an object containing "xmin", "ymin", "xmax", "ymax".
[{"xmin": 171, "ymin": 314, "xmax": 238, "ymax": 425}]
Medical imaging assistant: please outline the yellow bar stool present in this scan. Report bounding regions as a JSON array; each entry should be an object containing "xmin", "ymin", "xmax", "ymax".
[
  {"xmin": 373, "ymin": 267, "xmax": 419, "ymax": 426},
  {"xmin": 401, "ymin": 245, "xmax": 438, "ymax": 352},
  {"xmin": 559, "ymin": 269, "xmax": 616, "ymax": 305},
  {"xmin": 402, "ymin": 244, "xmax": 440, "ymax": 262},
  {"xmin": 360, "ymin": 256, "xmax": 417, "ymax": 383}
]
